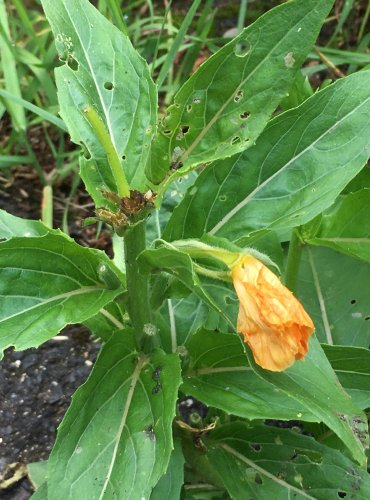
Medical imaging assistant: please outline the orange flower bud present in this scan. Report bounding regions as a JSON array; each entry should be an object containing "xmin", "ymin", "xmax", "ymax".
[{"xmin": 232, "ymin": 255, "xmax": 314, "ymax": 372}]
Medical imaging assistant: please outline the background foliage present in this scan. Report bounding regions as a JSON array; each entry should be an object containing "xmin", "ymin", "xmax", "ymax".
[{"xmin": 1, "ymin": 0, "xmax": 370, "ymax": 499}]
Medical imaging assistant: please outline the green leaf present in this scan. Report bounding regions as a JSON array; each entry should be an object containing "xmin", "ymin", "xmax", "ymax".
[
  {"xmin": 150, "ymin": 438, "xmax": 185, "ymax": 500},
  {"xmin": 0, "ymin": 209, "xmax": 50, "ymax": 240},
  {"xmin": 164, "ymin": 71, "xmax": 370, "ymax": 243},
  {"xmin": 156, "ymin": 295, "xmax": 208, "ymax": 354},
  {"xmin": 0, "ymin": 233, "xmax": 124, "ymax": 357},
  {"xmin": 47, "ymin": 332, "xmax": 181, "ymax": 499},
  {"xmin": 41, "ymin": 0, "xmax": 157, "ymax": 205},
  {"xmin": 147, "ymin": 0, "xmax": 334, "ymax": 185},
  {"xmin": 28, "ymin": 461, "xmax": 48, "ymax": 489},
  {"xmin": 205, "ymin": 423, "xmax": 370, "ymax": 500},
  {"xmin": 146, "ymin": 172, "xmax": 198, "ymax": 245},
  {"xmin": 83, "ymin": 299, "xmax": 126, "ymax": 342},
  {"xmin": 307, "ymin": 189, "xmax": 370, "ymax": 263},
  {"xmin": 183, "ymin": 329, "xmax": 317, "ymax": 422},
  {"xmin": 29, "ymin": 482, "xmax": 48, "ymax": 500},
  {"xmin": 0, "ymin": 88, "xmax": 66, "ymax": 131},
  {"xmin": 0, "ymin": 2, "xmax": 26, "ymax": 131},
  {"xmin": 297, "ymin": 247, "xmax": 370, "ymax": 347},
  {"xmin": 324, "ymin": 345, "xmax": 370, "ymax": 410},
  {"xmin": 248, "ymin": 336, "xmax": 368, "ymax": 466},
  {"xmin": 0, "ymin": 210, "xmax": 125, "ymax": 343},
  {"xmin": 343, "ymin": 165, "xmax": 370, "ymax": 193},
  {"xmin": 138, "ymin": 244, "xmax": 233, "ymax": 328}
]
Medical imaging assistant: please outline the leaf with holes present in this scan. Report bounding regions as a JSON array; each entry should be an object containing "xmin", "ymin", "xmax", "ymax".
[
  {"xmin": 247, "ymin": 335, "xmax": 368, "ymax": 466},
  {"xmin": 204, "ymin": 423, "xmax": 370, "ymax": 500},
  {"xmin": 146, "ymin": 171, "xmax": 198, "ymax": 246},
  {"xmin": 147, "ymin": 0, "xmax": 334, "ymax": 185},
  {"xmin": 164, "ymin": 71, "xmax": 370, "ymax": 243},
  {"xmin": 297, "ymin": 246, "xmax": 370, "ymax": 347},
  {"xmin": 307, "ymin": 189, "xmax": 370, "ymax": 263},
  {"xmin": 41, "ymin": 0, "xmax": 156, "ymax": 206},
  {"xmin": 46, "ymin": 331, "xmax": 181, "ymax": 499},
  {"xmin": 0, "ymin": 233, "xmax": 124, "ymax": 357}
]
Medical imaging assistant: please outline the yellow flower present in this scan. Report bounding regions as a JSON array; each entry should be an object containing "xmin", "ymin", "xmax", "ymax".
[{"xmin": 232, "ymin": 255, "xmax": 314, "ymax": 372}]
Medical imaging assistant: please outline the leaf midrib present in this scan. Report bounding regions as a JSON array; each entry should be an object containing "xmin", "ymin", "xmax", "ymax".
[
  {"xmin": 219, "ymin": 443, "xmax": 316, "ymax": 499},
  {"xmin": 97, "ymin": 354, "xmax": 148, "ymax": 500},
  {"xmin": 210, "ymin": 93, "xmax": 370, "ymax": 235},
  {"xmin": 1, "ymin": 285, "xmax": 107, "ymax": 322}
]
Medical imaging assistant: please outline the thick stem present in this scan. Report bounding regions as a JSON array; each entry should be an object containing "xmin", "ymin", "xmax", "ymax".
[
  {"xmin": 284, "ymin": 229, "xmax": 303, "ymax": 293},
  {"xmin": 124, "ymin": 220, "xmax": 152, "ymax": 350}
]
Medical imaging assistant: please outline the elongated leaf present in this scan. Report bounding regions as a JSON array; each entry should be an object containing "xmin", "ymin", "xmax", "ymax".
[
  {"xmin": 0, "ymin": 209, "xmax": 50, "ymax": 240},
  {"xmin": 0, "ymin": 0, "xmax": 26, "ymax": 130},
  {"xmin": 147, "ymin": 0, "xmax": 334, "ymax": 185},
  {"xmin": 307, "ymin": 189, "xmax": 370, "ymax": 263},
  {"xmin": 324, "ymin": 345, "xmax": 370, "ymax": 409},
  {"xmin": 0, "ymin": 88, "xmax": 66, "ymax": 131},
  {"xmin": 183, "ymin": 329, "xmax": 317, "ymax": 422},
  {"xmin": 47, "ymin": 332, "xmax": 181, "ymax": 499},
  {"xmin": 41, "ymin": 0, "xmax": 157, "ymax": 206},
  {"xmin": 150, "ymin": 438, "xmax": 185, "ymax": 500},
  {"xmin": 0, "ymin": 233, "xmax": 124, "ymax": 356},
  {"xmin": 297, "ymin": 247, "xmax": 370, "ymax": 347},
  {"xmin": 164, "ymin": 71, "xmax": 370, "ymax": 243},
  {"xmin": 205, "ymin": 423, "xmax": 370, "ymax": 500},
  {"xmin": 247, "ymin": 336, "xmax": 368, "ymax": 466}
]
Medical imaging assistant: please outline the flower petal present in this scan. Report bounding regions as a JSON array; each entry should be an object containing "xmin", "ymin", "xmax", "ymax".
[{"xmin": 232, "ymin": 256, "xmax": 314, "ymax": 372}]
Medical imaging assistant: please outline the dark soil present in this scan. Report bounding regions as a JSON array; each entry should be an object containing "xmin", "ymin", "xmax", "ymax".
[{"xmin": 0, "ymin": 327, "xmax": 100, "ymax": 499}]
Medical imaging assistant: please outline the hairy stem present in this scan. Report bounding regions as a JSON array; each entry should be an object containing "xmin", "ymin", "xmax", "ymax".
[
  {"xmin": 284, "ymin": 228, "xmax": 303, "ymax": 293},
  {"xmin": 124, "ymin": 220, "xmax": 152, "ymax": 350}
]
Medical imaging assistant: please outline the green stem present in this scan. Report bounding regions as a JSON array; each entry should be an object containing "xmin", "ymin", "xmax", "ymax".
[
  {"xmin": 41, "ymin": 185, "xmax": 53, "ymax": 228},
  {"xmin": 193, "ymin": 262, "xmax": 231, "ymax": 282},
  {"xmin": 124, "ymin": 220, "xmax": 152, "ymax": 350},
  {"xmin": 83, "ymin": 106, "xmax": 130, "ymax": 198},
  {"xmin": 284, "ymin": 229, "xmax": 303, "ymax": 293}
]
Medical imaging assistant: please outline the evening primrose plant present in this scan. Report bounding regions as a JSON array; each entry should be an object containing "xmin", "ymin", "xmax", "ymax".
[{"xmin": 1, "ymin": 0, "xmax": 370, "ymax": 498}]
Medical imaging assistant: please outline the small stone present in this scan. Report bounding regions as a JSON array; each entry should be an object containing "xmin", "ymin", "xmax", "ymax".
[
  {"xmin": 47, "ymin": 383, "xmax": 63, "ymax": 404},
  {"xmin": 22, "ymin": 353, "xmax": 39, "ymax": 369}
]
